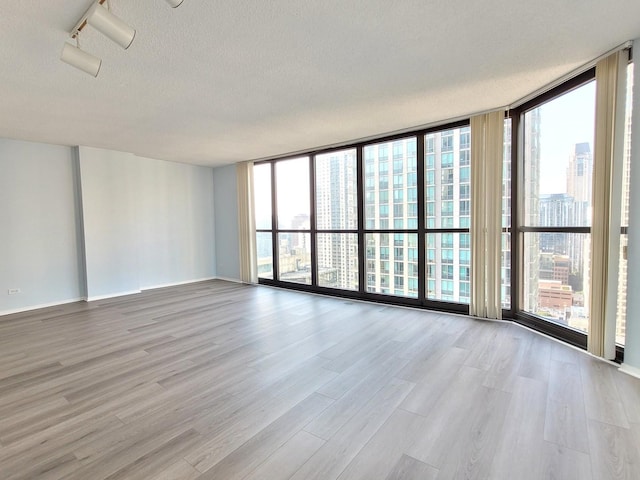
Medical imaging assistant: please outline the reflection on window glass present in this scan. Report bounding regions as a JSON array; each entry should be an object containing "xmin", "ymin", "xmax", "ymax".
[
  {"xmin": 364, "ymin": 138, "xmax": 417, "ymax": 231},
  {"xmin": 278, "ymin": 232, "xmax": 311, "ymax": 284},
  {"xmin": 317, "ymin": 233, "xmax": 358, "ymax": 290},
  {"xmin": 365, "ymin": 233, "xmax": 418, "ymax": 297},
  {"xmin": 276, "ymin": 157, "xmax": 310, "ymax": 230},
  {"xmin": 254, "ymin": 163, "xmax": 272, "ymax": 230},
  {"xmin": 522, "ymin": 81, "xmax": 595, "ymax": 332}
]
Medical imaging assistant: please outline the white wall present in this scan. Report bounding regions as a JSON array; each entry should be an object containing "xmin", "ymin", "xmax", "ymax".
[
  {"xmin": 78, "ymin": 147, "xmax": 141, "ymax": 300},
  {"xmin": 0, "ymin": 139, "xmax": 83, "ymax": 313},
  {"xmin": 212, "ymin": 164, "xmax": 241, "ymax": 281},
  {"xmin": 1, "ymin": 140, "xmax": 216, "ymax": 314},
  {"xmin": 136, "ymin": 156, "xmax": 215, "ymax": 289},
  {"xmin": 78, "ymin": 147, "xmax": 217, "ymax": 300}
]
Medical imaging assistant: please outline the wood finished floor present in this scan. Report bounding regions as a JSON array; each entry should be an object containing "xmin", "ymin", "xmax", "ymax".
[{"xmin": 1, "ymin": 280, "xmax": 640, "ymax": 480}]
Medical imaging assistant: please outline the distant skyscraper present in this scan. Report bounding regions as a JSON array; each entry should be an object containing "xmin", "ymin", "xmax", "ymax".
[
  {"xmin": 539, "ymin": 193, "xmax": 575, "ymax": 255},
  {"xmin": 501, "ymin": 119, "xmax": 512, "ymax": 309},
  {"xmin": 566, "ymin": 142, "xmax": 593, "ymax": 280},
  {"xmin": 566, "ymin": 142, "xmax": 593, "ymax": 218},
  {"xmin": 524, "ymin": 108, "xmax": 542, "ymax": 313},
  {"xmin": 424, "ymin": 128, "xmax": 471, "ymax": 303},
  {"xmin": 364, "ymin": 138, "xmax": 420, "ymax": 298},
  {"xmin": 315, "ymin": 150, "xmax": 358, "ymax": 290},
  {"xmin": 616, "ymin": 66, "xmax": 634, "ymax": 344}
]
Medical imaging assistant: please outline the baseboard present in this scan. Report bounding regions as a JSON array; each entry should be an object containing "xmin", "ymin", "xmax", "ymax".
[
  {"xmin": 619, "ymin": 363, "xmax": 640, "ymax": 379},
  {"xmin": 86, "ymin": 277, "xmax": 233, "ymax": 302},
  {"xmin": 214, "ymin": 276, "xmax": 245, "ymax": 284},
  {"xmin": 0, "ymin": 297, "xmax": 84, "ymax": 316},
  {"xmin": 1, "ymin": 277, "xmax": 243, "ymax": 314},
  {"xmin": 86, "ymin": 290, "xmax": 142, "ymax": 302},
  {"xmin": 141, "ymin": 276, "xmax": 217, "ymax": 291}
]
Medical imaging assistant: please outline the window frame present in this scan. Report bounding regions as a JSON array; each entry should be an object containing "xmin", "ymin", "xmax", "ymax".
[
  {"xmin": 256, "ymin": 119, "xmax": 470, "ymax": 314},
  {"xmin": 508, "ymin": 67, "xmax": 597, "ymax": 350}
]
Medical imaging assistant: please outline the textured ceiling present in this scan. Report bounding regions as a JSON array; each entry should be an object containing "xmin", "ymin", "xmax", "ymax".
[{"xmin": 1, "ymin": 1, "xmax": 640, "ymax": 167}]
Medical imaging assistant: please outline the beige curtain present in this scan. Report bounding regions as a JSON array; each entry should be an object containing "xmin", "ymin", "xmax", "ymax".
[
  {"xmin": 588, "ymin": 52, "xmax": 622, "ymax": 356},
  {"xmin": 236, "ymin": 161, "xmax": 258, "ymax": 284},
  {"xmin": 470, "ymin": 110, "xmax": 504, "ymax": 319}
]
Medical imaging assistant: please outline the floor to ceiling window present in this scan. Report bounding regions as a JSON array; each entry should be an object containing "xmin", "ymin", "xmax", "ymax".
[
  {"xmin": 255, "ymin": 121, "xmax": 471, "ymax": 313},
  {"xmin": 315, "ymin": 149, "xmax": 359, "ymax": 291},
  {"xmin": 254, "ymin": 162, "xmax": 273, "ymax": 280},
  {"xmin": 364, "ymin": 137, "xmax": 418, "ymax": 298},
  {"xmin": 424, "ymin": 127, "xmax": 470, "ymax": 304},
  {"xmin": 252, "ymin": 49, "xmax": 631, "ymax": 356},
  {"xmin": 519, "ymin": 76, "xmax": 596, "ymax": 337},
  {"xmin": 257, "ymin": 122, "xmax": 511, "ymax": 313},
  {"xmin": 616, "ymin": 61, "xmax": 634, "ymax": 346},
  {"xmin": 502, "ymin": 119, "xmax": 512, "ymax": 310},
  {"xmin": 276, "ymin": 157, "xmax": 312, "ymax": 285}
]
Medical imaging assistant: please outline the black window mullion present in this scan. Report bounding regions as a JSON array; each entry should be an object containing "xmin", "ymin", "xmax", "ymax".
[
  {"xmin": 270, "ymin": 161, "xmax": 279, "ymax": 281},
  {"xmin": 508, "ymin": 112, "xmax": 520, "ymax": 318},
  {"xmin": 519, "ymin": 226, "xmax": 591, "ymax": 234},
  {"xmin": 416, "ymin": 135, "xmax": 426, "ymax": 304},
  {"xmin": 357, "ymin": 146, "xmax": 366, "ymax": 293},
  {"xmin": 309, "ymin": 156, "xmax": 318, "ymax": 287}
]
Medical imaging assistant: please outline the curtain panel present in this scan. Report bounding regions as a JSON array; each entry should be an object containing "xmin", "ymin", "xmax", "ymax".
[
  {"xmin": 470, "ymin": 110, "xmax": 504, "ymax": 319},
  {"xmin": 236, "ymin": 161, "xmax": 258, "ymax": 284}
]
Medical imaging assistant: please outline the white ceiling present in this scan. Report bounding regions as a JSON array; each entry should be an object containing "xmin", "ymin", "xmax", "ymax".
[{"xmin": 1, "ymin": 1, "xmax": 640, "ymax": 168}]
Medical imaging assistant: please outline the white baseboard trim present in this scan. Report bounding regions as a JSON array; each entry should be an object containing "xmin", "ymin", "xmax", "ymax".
[
  {"xmin": 214, "ymin": 276, "xmax": 245, "ymax": 284},
  {"xmin": 619, "ymin": 363, "xmax": 640, "ymax": 379},
  {"xmin": 0, "ymin": 297, "xmax": 84, "ymax": 316},
  {"xmin": 86, "ymin": 290, "xmax": 141, "ymax": 302},
  {"xmin": 141, "ymin": 276, "xmax": 217, "ymax": 291}
]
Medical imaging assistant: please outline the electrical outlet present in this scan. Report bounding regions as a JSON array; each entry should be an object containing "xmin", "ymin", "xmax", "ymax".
[{"xmin": 8, "ymin": 288, "xmax": 21, "ymax": 295}]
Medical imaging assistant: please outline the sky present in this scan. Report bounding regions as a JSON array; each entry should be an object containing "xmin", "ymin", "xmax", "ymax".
[
  {"xmin": 533, "ymin": 81, "xmax": 596, "ymax": 194},
  {"xmin": 254, "ymin": 158, "xmax": 310, "ymax": 230}
]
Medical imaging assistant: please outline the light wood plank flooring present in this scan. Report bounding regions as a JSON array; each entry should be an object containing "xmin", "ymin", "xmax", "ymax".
[{"xmin": 1, "ymin": 280, "xmax": 640, "ymax": 479}]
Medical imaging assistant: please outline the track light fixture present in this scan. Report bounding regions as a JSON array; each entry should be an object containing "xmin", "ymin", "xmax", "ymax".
[
  {"xmin": 70, "ymin": 0, "xmax": 136, "ymax": 50},
  {"xmin": 60, "ymin": 41, "xmax": 102, "ymax": 77},
  {"xmin": 61, "ymin": 0, "xmax": 184, "ymax": 76},
  {"xmin": 86, "ymin": 3, "xmax": 136, "ymax": 50}
]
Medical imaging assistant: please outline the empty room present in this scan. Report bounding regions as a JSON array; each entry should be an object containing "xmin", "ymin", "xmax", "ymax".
[{"xmin": 2, "ymin": 1, "xmax": 640, "ymax": 479}]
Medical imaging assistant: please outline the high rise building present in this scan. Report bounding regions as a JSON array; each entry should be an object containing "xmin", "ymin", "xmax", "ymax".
[
  {"xmin": 425, "ymin": 128, "xmax": 471, "ymax": 303},
  {"xmin": 539, "ymin": 193, "xmax": 575, "ymax": 257},
  {"xmin": 566, "ymin": 142, "xmax": 593, "ymax": 279},
  {"xmin": 523, "ymin": 108, "xmax": 542, "ymax": 313},
  {"xmin": 614, "ymin": 64, "xmax": 634, "ymax": 345},
  {"xmin": 315, "ymin": 150, "xmax": 358, "ymax": 290},
  {"xmin": 566, "ymin": 142, "xmax": 593, "ymax": 221},
  {"xmin": 501, "ymin": 119, "xmax": 512, "ymax": 309},
  {"xmin": 364, "ymin": 138, "xmax": 419, "ymax": 298}
]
